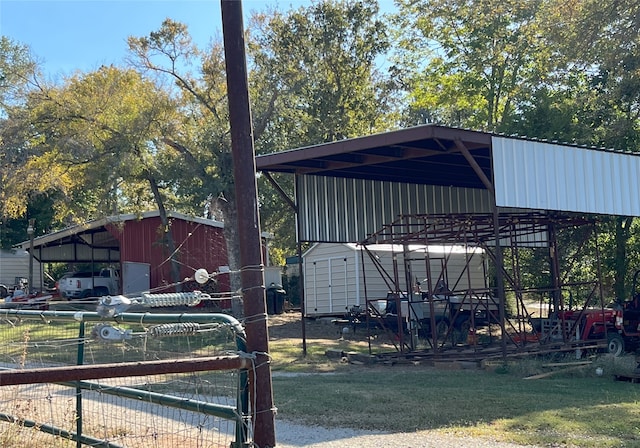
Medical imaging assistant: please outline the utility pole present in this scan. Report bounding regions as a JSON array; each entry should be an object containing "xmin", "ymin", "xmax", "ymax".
[{"xmin": 220, "ymin": 1, "xmax": 276, "ymax": 447}]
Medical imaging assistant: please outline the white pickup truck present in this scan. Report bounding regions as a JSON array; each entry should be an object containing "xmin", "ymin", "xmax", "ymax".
[{"xmin": 58, "ymin": 268, "xmax": 120, "ymax": 299}]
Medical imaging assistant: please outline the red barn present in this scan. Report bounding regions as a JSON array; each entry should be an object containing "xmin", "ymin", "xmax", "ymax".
[{"xmin": 19, "ymin": 210, "xmax": 229, "ymax": 295}]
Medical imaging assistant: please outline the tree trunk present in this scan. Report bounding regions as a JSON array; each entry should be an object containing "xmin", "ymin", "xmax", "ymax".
[
  {"xmin": 220, "ymin": 196, "xmax": 243, "ymax": 315},
  {"xmin": 148, "ymin": 176, "xmax": 182, "ymax": 292},
  {"xmin": 614, "ymin": 216, "xmax": 633, "ymax": 302},
  {"xmin": 163, "ymin": 138, "xmax": 244, "ymax": 311}
]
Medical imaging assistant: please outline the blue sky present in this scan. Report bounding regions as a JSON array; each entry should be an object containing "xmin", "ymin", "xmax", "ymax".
[{"xmin": 0, "ymin": 0, "xmax": 325, "ymax": 79}]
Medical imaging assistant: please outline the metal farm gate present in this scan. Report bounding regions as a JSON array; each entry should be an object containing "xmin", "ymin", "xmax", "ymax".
[{"xmin": 0, "ymin": 308, "xmax": 253, "ymax": 448}]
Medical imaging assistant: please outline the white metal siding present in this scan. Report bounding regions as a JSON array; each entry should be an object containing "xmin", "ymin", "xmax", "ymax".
[
  {"xmin": 303, "ymin": 249, "xmax": 358, "ymax": 315},
  {"xmin": 0, "ymin": 250, "xmax": 43, "ymax": 289},
  {"xmin": 492, "ymin": 137, "xmax": 640, "ymax": 216},
  {"xmin": 303, "ymin": 243, "xmax": 366, "ymax": 316},
  {"xmin": 305, "ymin": 258, "xmax": 328, "ymax": 314},
  {"xmin": 394, "ymin": 247, "xmax": 486, "ymax": 293},
  {"xmin": 297, "ymin": 175, "xmax": 492, "ymax": 242}
]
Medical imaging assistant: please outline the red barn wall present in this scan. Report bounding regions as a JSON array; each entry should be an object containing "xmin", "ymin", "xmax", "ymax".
[{"xmin": 106, "ymin": 217, "xmax": 229, "ymax": 293}]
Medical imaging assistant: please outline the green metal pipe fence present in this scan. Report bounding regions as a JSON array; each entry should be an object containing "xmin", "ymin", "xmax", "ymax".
[{"xmin": 0, "ymin": 308, "xmax": 251, "ymax": 448}]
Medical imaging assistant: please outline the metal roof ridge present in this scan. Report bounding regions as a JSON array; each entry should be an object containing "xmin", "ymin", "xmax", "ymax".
[
  {"xmin": 13, "ymin": 210, "xmax": 225, "ymax": 249},
  {"xmin": 257, "ymin": 124, "xmax": 636, "ymax": 161},
  {"xmin": 256, "ymin": 124, "xmax": 492, "ymax": 159}
]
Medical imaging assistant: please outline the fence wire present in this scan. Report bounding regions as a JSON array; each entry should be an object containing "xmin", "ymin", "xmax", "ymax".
[{"xmin": 0, "ymin": 309, "xmax": 248, "ymax": 448}]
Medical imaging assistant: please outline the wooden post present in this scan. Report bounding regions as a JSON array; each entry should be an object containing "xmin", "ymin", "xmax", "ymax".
[{"xmin": 221, "ymin": 1, "xmax": 276, "ymax": 446}]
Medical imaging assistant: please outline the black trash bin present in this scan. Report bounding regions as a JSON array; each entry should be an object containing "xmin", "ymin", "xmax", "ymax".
[
  {"xmin": 266, "ymin": 283, "xmax": 286, "ymax": 315},
  {"xmin": 266, "ymin": 287, "xmax": 275, "ymax": 315}
]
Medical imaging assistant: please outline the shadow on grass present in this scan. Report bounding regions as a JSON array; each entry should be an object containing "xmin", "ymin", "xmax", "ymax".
[{"xmin": 272, "ymin": 365, "xmax": 640, "ymax": 448}]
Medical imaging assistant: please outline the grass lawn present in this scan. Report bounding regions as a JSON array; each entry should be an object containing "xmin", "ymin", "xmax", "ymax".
[
  {"xmin": 268, "ymin": 320, "xmax": 640, "ymax": 448},
  {"xmin": 2, "ymin": 312, "xmax": 639, "ymax": 447},
  {"xmin": 272, "ymin": 365, "xmax": 640, "ymax": 447}
]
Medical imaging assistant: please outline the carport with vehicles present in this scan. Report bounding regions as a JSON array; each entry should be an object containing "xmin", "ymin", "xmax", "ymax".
[
  {"xmin": 14, "ymin": 210, "xmax": 230, "ymax": 301},
  {"xmin": 256, "ymin": 124, "xmax": 640, "ymax": 358}
]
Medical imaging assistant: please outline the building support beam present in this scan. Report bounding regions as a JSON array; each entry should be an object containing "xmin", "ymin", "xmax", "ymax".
[{"xmin": 455, "ymin": 139, "xmax": 507, "ymax": 358}]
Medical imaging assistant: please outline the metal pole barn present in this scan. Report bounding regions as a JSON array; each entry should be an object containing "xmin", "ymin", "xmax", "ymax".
[{"xmin": 221, "ymin": 1, "xmax": 276, "ymax": 446}]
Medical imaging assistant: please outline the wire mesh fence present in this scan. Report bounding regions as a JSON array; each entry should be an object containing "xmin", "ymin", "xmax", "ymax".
[{"xmin": 0, "ymin": 308, "xmax": 250, "ymax": 448}]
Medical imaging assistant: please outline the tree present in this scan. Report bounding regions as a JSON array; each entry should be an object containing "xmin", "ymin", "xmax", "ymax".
[
  {"xmin": 127, "ymin": 3, "xmax": 398, "ymax": 272},
  {"xmin": 393, "ymin": 0, "xmax": 556, "ymax": 131},
  {"xmin": 24, "ymin": 67, "xmax": 174, "ymax": 214},
  {"xmin": 0, "ymin": 36, "xmax": 65, "ymax": 247},
  {"xmin": 127, "ymin": 19, "xmax": 248, "ymax": 301},
  {"xmin": 250, "ymin": 0, "xmax": 395, "ymax": 145},
  {"xmin": 555, "ymin": 0, "xmax": 640, "ymax": 301},
  {"xmin": 0, "ymin": 36, "xmax": 38, "ymax": 110},
  {"xmin": 393, "ymin": 0, "xmax": 640, "ymax": 302},
  {"xmin": 249, "ymin": 0, "xmax": 398, "ymax": 261},
  {"xmin": 14, "ymin": 65, "xmax": 188, "ymax": 285}
]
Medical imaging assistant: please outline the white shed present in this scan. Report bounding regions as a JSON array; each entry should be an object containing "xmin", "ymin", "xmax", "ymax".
[
  {"xmin": 302, "ymin": 243, "xmax": 487, "ymax": 317},
  {"xmin": 0, "ymin": 249, "xmax": 43, "ymax": 291}
]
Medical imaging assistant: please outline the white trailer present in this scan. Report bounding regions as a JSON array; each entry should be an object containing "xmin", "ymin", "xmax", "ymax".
[{"xmin": 302, "ymin": 243, "xmax": 486, "ymax": 317}]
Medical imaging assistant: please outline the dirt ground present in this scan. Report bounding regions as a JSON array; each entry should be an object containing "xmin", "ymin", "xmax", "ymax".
[
  {"xmin": 268, "ymin": 311, "xmax": 347, "ymax": 340},
  {"xmin": 266, "ymin": 310, "xmax": 425, "ymax": 368}
]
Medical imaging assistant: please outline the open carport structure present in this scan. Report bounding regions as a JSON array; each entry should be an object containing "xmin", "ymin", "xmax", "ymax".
[
  {"xmin": 256, "ymin": 124, "xmax": 640, "ymax": 357},
  {"xmin": 14, "ymin": 210, "xmax": 229, "ymax": 296}
]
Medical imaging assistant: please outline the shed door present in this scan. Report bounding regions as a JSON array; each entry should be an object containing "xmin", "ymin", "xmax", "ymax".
[
  {"xmin": 329, "ymin": 257, "xmax": 349, "ymax": 315},
  {"xmin": 306, "ymin": 256, "xmax": 349, "ymax": 316}
]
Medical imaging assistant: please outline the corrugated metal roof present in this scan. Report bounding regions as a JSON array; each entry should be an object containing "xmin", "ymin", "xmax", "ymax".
[
  {"xmin": 257, "ymin": 124, "xmax": 640, "ymax": 243},
  {"xmin": 258, "ymin": 124, "xmax": 493, "ymax": 188},
  {"xmin": 15, "ymin": 210, "xmax": 224, "ymax": 263}
]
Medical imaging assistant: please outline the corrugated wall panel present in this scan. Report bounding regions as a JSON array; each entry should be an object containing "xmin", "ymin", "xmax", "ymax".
[
  {"xmin": 0, "ymin": 250, "xmax": 42, "ymax": 288},
  {"xmin": 297, "ymin": 175, "xmax": 492, "ymax": 242},
  {"xmin": 492, "ymin": 137, "xmax": 640, "ymax": 216},
  {"xmin": 110, "ymin": 217, "xmax": 228, "ymax": 292}
]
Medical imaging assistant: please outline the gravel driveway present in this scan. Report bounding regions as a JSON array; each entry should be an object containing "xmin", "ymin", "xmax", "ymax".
[{"xmin": 275, "ymin": 419, "xmax": 541, "ymax": 448}]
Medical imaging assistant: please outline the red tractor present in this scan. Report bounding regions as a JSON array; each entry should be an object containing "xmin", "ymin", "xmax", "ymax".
[
  {"xmin": 544, "ymin": 271, "xmax": 640, "ymax": 356},
  {"xmin": 553, "ymin": 308, "xmax": 623, "ymax": 355},
  {"xmin": 610, "ymin": 270, "xmax": 640, "ymax": 354}
]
